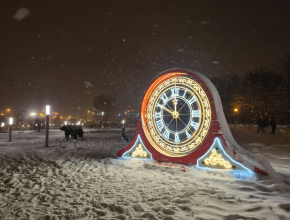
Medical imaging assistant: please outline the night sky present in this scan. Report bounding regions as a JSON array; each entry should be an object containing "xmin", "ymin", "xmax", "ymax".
[{"xmin": 1, "ymin": 0, "xmax": 290, "ymax": 117}]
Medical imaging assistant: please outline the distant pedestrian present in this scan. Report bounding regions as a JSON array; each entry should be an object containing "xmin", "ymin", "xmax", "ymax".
[
  {"xmin": 257, "ymin": 116, "xmax": 263, "ymax": 133},
  {"xmin": 270, "ymin": 116, "xmax": 276, "ymax": 134},
  {"xmin": 263, "ymin": 116, "xmax": 269, "ymax": 133}
]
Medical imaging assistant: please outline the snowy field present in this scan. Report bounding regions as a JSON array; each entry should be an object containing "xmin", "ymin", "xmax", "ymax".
[{"xmin": 0, "ymin": 126, "xmax": 290, "ymax": 220}]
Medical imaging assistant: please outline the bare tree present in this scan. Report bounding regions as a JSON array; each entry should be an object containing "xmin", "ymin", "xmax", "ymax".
[
  {"xmin": 234, "ymin": 68, "xmax": 284, "ymax": 123},
  {"xmin": 274, "ymin": 54, "xmax": 290, "ymax": 124}
]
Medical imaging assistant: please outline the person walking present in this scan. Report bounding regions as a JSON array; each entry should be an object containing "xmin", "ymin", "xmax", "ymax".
[
  {"xmin": 257, "ymin": 115, "xmax": 263, "ymax": 133},
  {"xmin": 270, "ymin": 116, "xmax": 277, "ymax": 134},
  {"xmin": 263, "ymin": 116, "xmax": 269, "ymax": 133}
]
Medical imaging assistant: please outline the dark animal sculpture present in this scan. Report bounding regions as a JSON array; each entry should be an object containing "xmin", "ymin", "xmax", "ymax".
[
  {"xmin": 60, "ymin": 125, "xmax": 83, "ymax": 141},
  {"xmin": 122, "ymin": 128, "xmax": 128, "ymax": 142}
]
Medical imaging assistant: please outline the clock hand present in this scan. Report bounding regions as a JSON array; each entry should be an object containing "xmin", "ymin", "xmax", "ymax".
[
  {"xmin": 173, "ymin": 99, "xmax": 178, "ymax": 113},
  {"xmin": 158, "ymin": 104, "xmax": 173, "ymax": 115}
]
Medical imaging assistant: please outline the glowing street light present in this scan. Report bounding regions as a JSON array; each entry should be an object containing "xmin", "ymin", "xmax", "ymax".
[
  {"xmin": 101, "ymin": 112, "xmax": 104, "ymax": 129},
  {"xmin": 1, "ymin": 122, "xmax": 4, "ymax": 127},
  {"xmin": 31, "ymin": 113, "xmax": 36, "ymax": 129},
  {"xmin": 45, "ymin": 105, "xmax": 50, "ymax": 147},
  {"xmin": 64, "ymin": 121, "xmax": 67, "ymax": 125},
  {"xmin": 234, "ymin": 108, "xmax": 239, "ymax": 124},
  {"xmin": 46, "ymin": 105, "xmax": 50, "ymax": 115},
  {"xmin": 9, "ymin": 117, "xmax": 13, "ymax": 142}
]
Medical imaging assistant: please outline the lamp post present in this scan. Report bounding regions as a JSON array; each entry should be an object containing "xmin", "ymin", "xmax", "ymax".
[
  {"xmin": 234, "ymin": 108, "xmax": 239, "ymax": 124},
  {"xmin": 21, "ymin": 110, "xmax": 25, "ymax": 132},
  {"xmin": 9, "ymin": 117, "xmax": 13, "ymax": 142},
  {"xmin": 45, "ymin": 105, "xmax": 50, "ymax": 147},
  {"xmin": 101, "ymin": 112, "xmax": 104, "ymax": 129},
  {"xmin": 31, "ymin": 113, "xmax": 36, "ymax": 130}
]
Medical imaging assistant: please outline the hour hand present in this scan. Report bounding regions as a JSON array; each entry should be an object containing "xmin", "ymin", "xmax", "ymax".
[{"xmin": 157, "ymin": 104, "xmax": 173, "ymax": 114}]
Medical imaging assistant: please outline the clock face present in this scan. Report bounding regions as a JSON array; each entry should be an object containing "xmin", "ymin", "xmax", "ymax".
[{"xmin": 144, "ymin": 74, "xmax": 211, "ymax": 157}]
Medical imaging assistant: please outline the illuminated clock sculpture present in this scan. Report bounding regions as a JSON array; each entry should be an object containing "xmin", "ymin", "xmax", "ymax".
[
  {"xmin": 146, "ymin": 75, "xmax": 211, "ymax": 156},
  {"xmin": 118, "ymin": 69, "xmax": 274, "ymax": 175}
]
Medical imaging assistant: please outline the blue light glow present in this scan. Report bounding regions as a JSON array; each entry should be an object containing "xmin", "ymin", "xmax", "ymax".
[
  {"xmin": 161, "ymin": 93, "xmax": 169, "ymax": 103},
  {"xmin": 163, "ymin": 129, "xmax": 170, "ymax": 139},
  {"xmin": 192, "ymin": 110, "xmax": 200, "ymax": 118},
  {"xmin": 188, "ymin": 96, "xmax": 197, "ymax": 105},
  {"xmin": 191, "ymin": 121, "xmax": 199, "ymax": 130},
  {"xmin": 122, "ymin": 134, "xmax": 153, "ymax": 160},
  {"xmin": 183, "ymin": 90, "xmax": 187, "ymax": 98},
  {"xmin": 174, "ymin": 133, "xmax": 180, "ymax": 142},
  {"xmin": 171, "ymin": 88, "xmax": 179, "ymax": 97},
  {"xmin": 196, "ymin": 137, "xmax": 252, "ymax": 173}
]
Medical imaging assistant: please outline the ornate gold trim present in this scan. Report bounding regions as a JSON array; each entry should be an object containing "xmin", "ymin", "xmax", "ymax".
[
  {"xmin": 132, "ymin": 144, "xmax": 148, "ymax": 157},
  {"xmin": 204, "ymin": 149, "xmax": 232, "ymax": 169}
]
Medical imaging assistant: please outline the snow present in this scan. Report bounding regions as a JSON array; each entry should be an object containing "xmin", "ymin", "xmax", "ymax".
[
  {"xmin": 14, "ymin": 8, "xmax": 30, "ymax": 21},
  {"xmin": 0, "ymin": 126, "xmax": 290, "ymax": 219}
]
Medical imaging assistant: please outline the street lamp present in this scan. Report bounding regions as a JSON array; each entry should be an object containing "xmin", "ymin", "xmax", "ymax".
[
  {"xmin": 9, "ymin": 117, "xmax": 13, "ymax": 142},
  {"xmin": 234, "ymin": 108, "xmax": 239, "ymax": 124},
  {"xmin": 45, "ymin": 105, "xmax": 50, "ymax": 147},
  {"xmin": 31, "ymin": 112, "xmax": 36, "ymax": 130},
  {"xmin": 101, "ymin": 112, "xmax": 104, "ymax": 129}
]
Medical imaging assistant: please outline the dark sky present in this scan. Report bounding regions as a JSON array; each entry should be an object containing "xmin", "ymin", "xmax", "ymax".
[{"xmin": 1, "ymin": 0, "xmax": 290, "ymax": 117}]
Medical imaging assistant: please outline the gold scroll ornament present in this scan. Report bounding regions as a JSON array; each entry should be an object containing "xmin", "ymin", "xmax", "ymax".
[
  {"xmin": 132, "ymin": 144, "xmax": 148, "ymax": 157},
  {"xmin": 204, "ymin": 149, "xmax": 232, "ymax": 169}
]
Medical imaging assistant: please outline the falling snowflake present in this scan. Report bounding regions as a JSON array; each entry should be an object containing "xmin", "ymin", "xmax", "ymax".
[{"xmin": 14, "ymin": 8, "xmax": 30, "ymax": 21}]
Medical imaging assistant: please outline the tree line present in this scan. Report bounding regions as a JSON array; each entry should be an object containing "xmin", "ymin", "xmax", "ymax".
[{"xmin": 210, "ymin": 54, "xmax": 290, "ymax": 125}]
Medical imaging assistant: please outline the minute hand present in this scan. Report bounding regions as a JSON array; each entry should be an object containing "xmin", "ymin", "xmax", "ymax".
[{"xmin": 158, "ymin": 104, "xmax": 173, "ymax": 115}]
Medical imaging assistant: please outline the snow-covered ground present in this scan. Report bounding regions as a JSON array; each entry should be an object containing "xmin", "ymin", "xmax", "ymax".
[{"xmin": 0, "ymin": 126, "xmax": 290, "ymax": 220}]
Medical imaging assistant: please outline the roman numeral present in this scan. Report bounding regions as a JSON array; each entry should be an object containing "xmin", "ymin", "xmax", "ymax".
[
  {"xmin": 155, "ymin": 111, "xmax": 161, "ymax": 119},
  {"xmin": 171, "ymin": 88, "xmax": 179, "ymax": 97},
  {"xmin": 160, "ymin": 93, "xmax": 169, "ymax": 103},
  {"xmin": 188, "ymin": 96, "xmax": 196, "ymax": 105},
  {"xmin": 192, "ymin": 110, "xmax": 200, "ymax": 118},
  {"xmin": 182, "ymin": 90, "xmax": 187, "ymax": 98},
  {"xmin": 174, "ymin": 133, "xmax": 180, "ymax": 142},
  {"xmin": 163, "ymin": 129, "xmax": 170, "ymax": 139},
  {"xmin": 156, "ymin": 120, "xmax": 164, "ymax": 132},
  {"xmin": 185, "ymin": 131, "xmax": 191, "ymax": 138},
  {"xmin": 190, "ymin": 121, "xmax": 199, "ymax": 130}
]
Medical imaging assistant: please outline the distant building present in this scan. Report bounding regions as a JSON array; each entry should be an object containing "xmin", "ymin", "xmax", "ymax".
[
  {"xmin": 125, "ymin": 109, "xmax": 139, "ymax": 125},
  {"xmin": 94, "ymin": 94, "xmax": 117, "ymax": 124}
]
